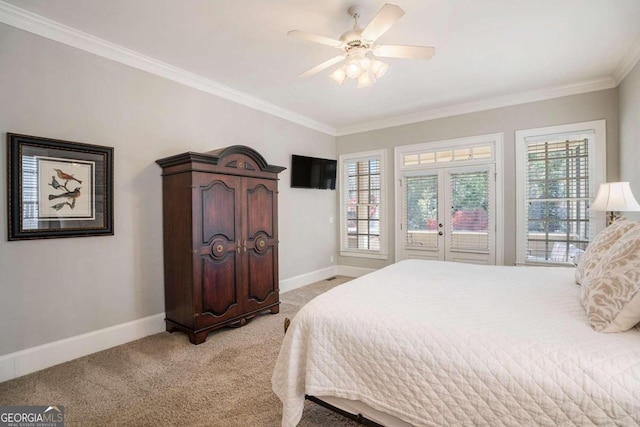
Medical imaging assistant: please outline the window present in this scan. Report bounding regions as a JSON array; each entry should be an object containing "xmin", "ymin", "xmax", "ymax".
[
  {"xmin": 339, "ymin": 150, "xmax": 387, "ymax": 258},
  {"xmin": 516, "ymin": 120, "xmax": 606, "ymax": 265},
  {"xmin": 402, "ymin": 144, "xmax": 493, "ymax": 167},
  {"xmin": 22, "ymin": 155, "xmax": 39, "ymax": 230}
]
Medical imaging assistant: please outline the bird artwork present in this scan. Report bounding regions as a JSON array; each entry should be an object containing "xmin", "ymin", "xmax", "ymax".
[
  {"xmin": 45, "ymin": 166, "xmax": 86, "ymax": 212},
  {"xmin": 53, "ymin": 168, "xmax": 82, "ymax": 184},
  {"xmin": 45, "ymin": 165, "xmax": 87, "ymax": 213},
  {"xmin": 48, "ymin": 175, "xmax": 64, "ymax": 190},
  {"xmin": 51, "ymin": 201, "xmax": 74, "ymax": 211},
  {"xmin": 48, "ymin": 187, "xmax": 81, "ymax": 201}
]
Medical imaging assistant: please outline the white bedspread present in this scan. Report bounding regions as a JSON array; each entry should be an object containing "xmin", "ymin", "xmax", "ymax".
[{"xmin": 272, "ymin": 259, "xmax": 640, "ymax": 426}]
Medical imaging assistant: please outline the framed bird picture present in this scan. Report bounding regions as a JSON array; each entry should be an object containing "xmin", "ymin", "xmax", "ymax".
[{"xmin": 6, "ymin": 133, "xmax": 114, "ymax": 240}]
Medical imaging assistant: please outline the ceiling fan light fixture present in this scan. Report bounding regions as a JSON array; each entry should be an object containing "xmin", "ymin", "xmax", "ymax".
[
  {"xmin": 330, "ymin": 66, "xmax": 347, "ymax": 85},
  {"xmin": 371, "ymin": 59, "xmax": 389, "ymax": 79},
  {"xmin": 345, "ymin": 60, "xmax": 363, "ymax": 79},
  {"xmin": 288, "ymin": 3, "xmax": 435, "ymax": 88},
  {"xmin": 357, "ymin": 71, "xmax": 375, "ymax": 88}
]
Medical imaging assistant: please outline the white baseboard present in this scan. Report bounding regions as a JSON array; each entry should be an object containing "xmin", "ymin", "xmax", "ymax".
[
  {"xmin": 277, "ymin": 264, "xmax": 376, "ymax": 293},
  {"xmin": 1, "ymin": 265, "xmax": 375, "ymax": 383},
  {"xmin": 336, "ymin": 265, "xmax": 376, "ymax": 277},
  {"xmin": 0, "ymin": 313, "xmax": 165, "ymax": 383},
  {"xmin": 280, "ymin": 266, "xmax": 338, "ymax": 293}
]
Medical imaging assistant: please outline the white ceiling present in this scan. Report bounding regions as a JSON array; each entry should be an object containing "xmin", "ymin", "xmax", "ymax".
[{"xmin": 2, "ymin": 0, "xmax": 640, "ymax": 135}]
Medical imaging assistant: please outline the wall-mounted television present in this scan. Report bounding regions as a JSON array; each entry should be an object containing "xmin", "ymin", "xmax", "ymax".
[{"xmin": 290, "ymin": 155, "xmax": 337, "ymax": 190}]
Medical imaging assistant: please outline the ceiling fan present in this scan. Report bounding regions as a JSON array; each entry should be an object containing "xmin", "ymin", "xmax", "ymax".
[{"xmin": 288, "ymin": 3, "xmax": 435, "ymax": 88}]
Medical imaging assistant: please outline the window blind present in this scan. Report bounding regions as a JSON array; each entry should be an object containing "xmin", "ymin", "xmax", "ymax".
[
  {"xmin": 403, "ymin": 175, "xmax": 438, "ymax": 249},
  {"xmin": 525, "ymin": 138, "xmax": 589, "ymax": 263},
  {"xmin": 449, "ymin": 171, "xmax": 490, "ymax": 252},
  {"xmin": 344, "ymin": 157, "xmax": 381, "ymax": 252},
  {"xmin": 22, "ymin": 155, "xmax": 39, "ymax": 229}
]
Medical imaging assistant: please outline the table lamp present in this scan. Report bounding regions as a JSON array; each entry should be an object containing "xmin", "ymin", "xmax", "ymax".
[{"xmin": 590, "ymin": 182, "xmax": 640, "ymax": 225}]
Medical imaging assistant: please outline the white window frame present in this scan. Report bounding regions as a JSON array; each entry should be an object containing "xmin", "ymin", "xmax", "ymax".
[
  {"xmin": 339, "ymin": 149, "xmax": 388, "ymax": 259},
  {"xmin": 515, "ymin": 120, "xmax": 606, "ymax": 266}
]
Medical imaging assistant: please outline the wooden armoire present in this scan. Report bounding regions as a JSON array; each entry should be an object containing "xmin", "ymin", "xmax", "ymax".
[{"xmin": 156, "ymin": 146, "xmax": 285, "ymax": 344}]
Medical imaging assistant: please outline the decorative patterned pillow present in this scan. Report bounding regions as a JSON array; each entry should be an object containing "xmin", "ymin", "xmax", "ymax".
[
  {"xmin": 580, "ymin": 224, "xmax": 640, "ymax": 332},
  {"xmin": 575, "ymin": 220, "xmax": 638, "ymax": 285}
]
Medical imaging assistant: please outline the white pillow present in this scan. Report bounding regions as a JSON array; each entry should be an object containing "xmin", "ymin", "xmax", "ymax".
[
  {"xmin": 575, "ymin": 220, "xmax": 637, "ymax": 285},
  {"xmin": 581, "ymin": 224, "xmax": 640, "ymax": 332}
]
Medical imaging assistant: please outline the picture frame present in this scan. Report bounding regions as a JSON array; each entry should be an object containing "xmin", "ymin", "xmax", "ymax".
[{"xmin": 7, "ymin": 133, "xmax": 114, "ymax": 240}]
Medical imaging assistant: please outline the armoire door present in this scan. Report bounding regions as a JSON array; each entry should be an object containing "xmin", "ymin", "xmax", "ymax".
[
  {"xmin": 241, "ymin": 177, "xmax": 279, "ymax": 312},
  {"xmin": 193, "ymin": 173, "xmax": 243, "ymax": 329}
]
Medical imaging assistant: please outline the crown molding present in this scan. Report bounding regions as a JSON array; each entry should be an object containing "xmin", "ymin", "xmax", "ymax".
[
  {"xmin": 335, "ymin": 77, "xmax": 618, "ymax": 136},
  {"xmin": 612, "ymin": 34, "xmax": 640, "ymax": 84},
  {"xmin": 0, "ymin": 1, "xmax": 631, "ymax": 139},
  {"xmin": 0, "ymin": 1, "xmax": 337, "ymax": 136}
]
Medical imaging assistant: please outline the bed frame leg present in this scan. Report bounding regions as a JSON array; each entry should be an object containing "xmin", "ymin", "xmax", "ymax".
[{"xmin": 305, "ymin": 395, "xmax": 385, "ymax": 427}]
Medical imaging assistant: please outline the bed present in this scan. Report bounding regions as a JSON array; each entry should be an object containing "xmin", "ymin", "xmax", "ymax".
[{"xmin": 272, "ymin": 259, "xmax": 640, "ymax": 426}]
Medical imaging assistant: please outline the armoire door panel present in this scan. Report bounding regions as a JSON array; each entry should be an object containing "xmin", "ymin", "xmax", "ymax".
[
  {"xmin": 198, "ymin": 255, "xmax": 239, "ymax": 321},
  {"xmin": 244, "ymin": 181, "xmax": 275, "ymax": 239},
  {"xmin": 247, "ymin": 247, "xmax": 277, "ymax": 304},
  {"xmin": 199, "ymin": 178, "xmax": 237, "ymax": 244}
]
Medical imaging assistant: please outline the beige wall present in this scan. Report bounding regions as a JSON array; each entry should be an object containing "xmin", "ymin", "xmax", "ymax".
[
  {"xmin": 336, "ymin": 89, "xmax": 619, "ymax": 269},
  {"xmin": 1, "ymin": 18, "xmax": 632, "ymax": 357},
  {"xmin": 619, "ymin": 61, "xmax": 640, "ymax": 221},
  {"xmin": 0, "ymin": 24, "xmax": 336, "ymax": 355}
]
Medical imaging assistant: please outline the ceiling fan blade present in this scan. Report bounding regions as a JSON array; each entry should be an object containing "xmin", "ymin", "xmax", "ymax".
[
  {"xmin": 360, "ymin": 4, "xmax": 405, "ymax": 42},
  {"xmin": 287, "ymin": 30, "xmax": 344, "ymax": 48},
  {"xmin": 374, "ymin": 45, "xmax": 435, "ymax": 59},
  {"xmin": 298, "ymin": 55, "xmax": 345, "ymax": 78}
]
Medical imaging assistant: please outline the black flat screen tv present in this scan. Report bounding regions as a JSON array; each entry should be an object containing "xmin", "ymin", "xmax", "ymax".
[{"xmin": 291, "ymin": 155, "xmax": 337, "ymax": 190}]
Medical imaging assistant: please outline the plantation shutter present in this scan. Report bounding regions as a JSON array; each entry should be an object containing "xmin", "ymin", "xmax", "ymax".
[
  {"xmin": 403, "ymin": 174, "xmax": 439, "ymax": 250},
  {"xmin": 343, "ymin": 157, "xmax": 381, "ymax": 252},
  {"xmin": 525, "ymin": 138, "xmax": 590, "ymax": 262},
  {"xmin": 449, "ymin": 170, "xmax": 490, "ymax": 252},
  {"xmin": 22, "ymin": 155, "xmax": 39, "ymax": 229}
]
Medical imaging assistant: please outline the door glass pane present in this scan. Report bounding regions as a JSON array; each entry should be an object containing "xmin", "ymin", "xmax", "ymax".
[
  {"xmin": 419, "ymin": 153, "xmax": 435, "ymax": 164},
  {"xmin": 405, "ymin": 175, "xmax": 439, "ymax": 249},
  {"xmin": 454, "ymin": 148, "xmax": 472, "ymax": 161},
  {"xmin": 404, "ymin": 154, "xmax": 419, "ymax": 166},
  {"xmin": 472, "ymin": 146, "xmax": 492, "ymax": 159},
  {"xmin": 436, "ymin": 151, "xmax": 453, "ymax": 163},
  {"xmin": 449, "ymin": 171, "xmax": 489, "ymax": 251}
]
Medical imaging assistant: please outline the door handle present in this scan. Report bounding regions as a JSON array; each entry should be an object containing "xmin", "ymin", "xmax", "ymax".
[
  {"xmin": 237, "ymin": 240, "xmax": 240, "ymax": 254},
  {"xmin": 243, "ymin": 240, "xmax": 247, "ymax": 253}
]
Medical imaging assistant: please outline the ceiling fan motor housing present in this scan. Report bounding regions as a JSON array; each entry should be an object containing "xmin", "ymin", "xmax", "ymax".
[{"xmin": 341, "ymin": 5, "xmax": 373, "ymax": 50}]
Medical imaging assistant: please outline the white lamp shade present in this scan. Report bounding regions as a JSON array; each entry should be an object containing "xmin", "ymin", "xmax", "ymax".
[
  {"xmin": 330, "ymin": 66, "xmax": 347, "ymax": 85},
  {"xmin": 591, "ymin": 182, "xmax": 640, "ymax": 212},
  {"xmin": 370, "ymin": 59, "xmax": 388, "ymax": 78},
  {"xmin": 345, "ymin": 60, "xmax": 362, "ymax": 79},
  {"xmin": 359, "ymin": 56, "xmax": 371, "ymax": 69},
  {"xmin": 357, "ymin": 71, "xmax": 375, "ymax": 88}
]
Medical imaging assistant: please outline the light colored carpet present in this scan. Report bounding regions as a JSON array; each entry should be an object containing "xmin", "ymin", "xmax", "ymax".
[{"xmin": 0, "ymin": 276, "xmax": 360, "ymax": 427}]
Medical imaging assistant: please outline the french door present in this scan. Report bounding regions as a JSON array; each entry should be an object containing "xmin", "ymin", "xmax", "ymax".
[{"xmin": 399, "ymin": 165, "xmax": 496, "ymax": 264}]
